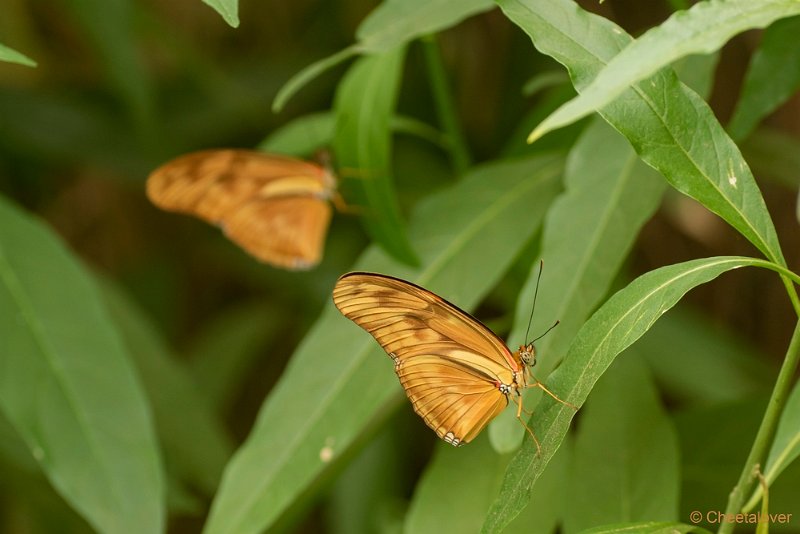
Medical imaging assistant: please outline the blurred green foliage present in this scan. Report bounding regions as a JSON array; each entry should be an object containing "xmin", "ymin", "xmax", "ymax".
[{"xmin": 1, "ymin": 1, "xmax": 800, "ymax": 533}]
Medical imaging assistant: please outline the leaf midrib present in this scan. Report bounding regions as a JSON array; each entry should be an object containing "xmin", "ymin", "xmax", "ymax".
[{"xmin": 509, "ymin": 0, "xmax": 779, "ymax": 264}]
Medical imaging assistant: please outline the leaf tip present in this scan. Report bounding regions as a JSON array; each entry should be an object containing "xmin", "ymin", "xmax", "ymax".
[{"xmin": 527, "ymin": 127, "xmax": 545, "ymax": 144}]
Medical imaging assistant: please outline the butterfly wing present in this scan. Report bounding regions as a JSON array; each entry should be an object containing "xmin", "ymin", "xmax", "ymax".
[
  {"xmin": 146, "ymin": 149, "xmax": 334, "ymax": 269},
  {"xmin": 223, "ymin": 196, "xmax": 331, "ymax": 270},
  {"xmin": 333, "ymin": 272, "xmax": 518, "ymax": 445}
]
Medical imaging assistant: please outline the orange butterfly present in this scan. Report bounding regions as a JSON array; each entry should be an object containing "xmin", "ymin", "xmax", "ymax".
[
  {"xmin": 146, "ymin": 149, "xmax": 335, "ymax": 270},
  {"xmin": 333, "ymin": 271, "xmax": 573, "ymax": 452}
]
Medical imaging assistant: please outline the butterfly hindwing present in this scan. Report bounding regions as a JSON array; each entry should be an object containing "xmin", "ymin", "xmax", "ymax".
[
  {"xmin": 398, "ymin": 354, "xmax": 508, "ymax": 444},
  {"xmin": 333, "ymin": 272, "xmax": 518, "ymax": 445},
  {"xmin": 223, "ymin": 196, "xmax": 331, "ymax": 270}
]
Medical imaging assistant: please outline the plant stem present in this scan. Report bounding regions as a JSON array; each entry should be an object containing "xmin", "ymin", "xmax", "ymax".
[
  {"xmin": 718, "ymin": 319, "xmax": 800, "ymax": 533},
  {"xmin": 780, "ymin": 275, "xmax": 800, "ymax": 317},
  {"xmin": 421, "ymin": 35, "xmax": 471, "ymax": 174}
]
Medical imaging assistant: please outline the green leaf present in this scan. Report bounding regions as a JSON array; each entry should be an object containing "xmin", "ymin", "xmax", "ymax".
[
  {"xmin": 530, "ymin": 0, "xmax": 800, "ymax": 141},
  {"xmin": 489, "ymin": 118, "xmax": 666, "ymax": 452},
  {"xmin": 100, "ymin": 279, "xmax": 233, "ymax": 496},
  {"xmin": 405, "ymin": 436, "xmax": 511, "ymax": 534},
  {"xmin": 500, "ymin": 83, "xmax": 580, "ymax": 158},
  {"xmin": 356, "ymin": 0, "xmax": 494, "ymax": 53},
  {"xmin": 333, "ymin": 46, "xmax": 419, "ymax": 266},
  {"xmin": 273, "ymin": 0, "xmax": 494, "ymax": 111},
  {"xmin": 740, "ymin": 127, "xmax": 800, "ymax": 189},
  {"xmin": 258, "ymin": 112, "xmax": 447, "ymax": 157},
  {"xmin": 0, "ymin": 43, "xmax": 36, "ymax": 67},
  {"xmin": 577, "ymin": 522, "xmax": 713, "ymax": 534},
  {"xmin": 521, "ymin": 70, "xmax": 570, "ymax": 98},
  {"xmin": 258, "ymin": 113, "xmax": 336, "ymax": 157},
  {"xmin": 326, "ymin": 422, "xmax": 408, "ymax": 534},
  {"xmin": 744, "ymin": 379, "xmax": 800, "ymax": 511},
  {"xmin": 405, "ymin": 432, "xmax": 569, "ymax": 533},
  {"xmin": 202, "ymin": 0, "xmax": 239, "ymax": 27},
  {"xmin": 728, "ymin": 15, "xmax": 800, "ymax": 141},
  {"xmin": 203, "ymin": 153, "xmax": 564, "ymax": 534},
  {"xmin": 672, "ymin": 52, "xmax": 721, "ymax": 99},
  {"xmin": 637, "ymin": 307, "xmax": 773, "ymax": 406},
  {"xmin": 0, "ymin": 435, "xmax": 94, "ymax": 534},
  {"xmin": 564, "ymin": 357, "xmax": 679, "ymax": 532},
  {"xmin": 272, "ymin": 46, "xmax": 359, "ymax": 114},
  {"xmin": 0, "ymin": 196, "xmax": 164, "ymax": 533},
  {"xmin": 497, "ymin": 0, "xmax": 785, "ymax": 266},
  {"xmin": 675, "ymin": 398, "xmax": 765, "ymax": 527},
  {"xmin": 482, "ymin": 256, "xmax": 777, "ymax": 533}
]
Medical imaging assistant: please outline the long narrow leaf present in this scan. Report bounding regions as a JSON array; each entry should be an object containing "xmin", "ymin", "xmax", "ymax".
[
  {"xmin": 405, "ymin": 433, "xmax": 569, "ymax": 533},
  {"xmin": 489, "ymin": 118, "xmax": 666, "ymax": 451},
  {"xmin": 492, "ymin": 55, "xmax": 717, "ymax": 449},
  {"xmin": 728, "ymin": 15, "xmax": 800, "ymax": 140},
  {"xmin": 0, "ymin": 43, "xmax": 36, "ymax": 67},
  {"xmin": 578, "ymin": 522, "xmax": 713, "ymax": 534},
  {"xmin": 565, "ymin": 357, "xmax": 679, "ymax": 532},
  {"xmin": 203, "ymin": 153, "xmax": 564, "ymax": 534},
  {"xmin": 637, "ymin": 307, "xmax": 773, "ymax": 405},
  {"xmin": 0, "ymin": 196, "xmax": 164, "ymax": 534},
  {"xmin": 202, "ymin": 0, "xmax": 239, "ymax": 27},
  {"xmin": 530, "ymin": 0, "xmax": 800, "ymax": 140},
  {"xmin": 482, "ymin": 256, "xmax": 777, "ymax": 533},
  {"xmin": 741, "ymin": 128, "xmax": 800, "ymax": 189},
  {"xmin": 333, "ymin": 46, "xmax": 418, "ymax": 265},
  {"xmin": 258, "ymin": 112, "xmax": 446, "ymax": 160},
  {"xmin": 101, "ymin": 280, "xmax": 233, "ymax": 496},
  {"xmin": 273, "ymin": 0, "xmax": 493, "ymax": 111},
  {"xmin": 356, "ymin": 0, "xmax": 494, "ymax": 52},
  {"xmin": 497, "ymin": 0, "xmax": 785, "ymax": 266},
  {"xmin": 743, "ymin": 380, "xmax": 800, "ymax": 511}
]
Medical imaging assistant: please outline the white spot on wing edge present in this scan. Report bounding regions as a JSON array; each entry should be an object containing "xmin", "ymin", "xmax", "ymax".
[{"xmin": 443, "ymin": 431, "xmax": 462, "ymax": 447}]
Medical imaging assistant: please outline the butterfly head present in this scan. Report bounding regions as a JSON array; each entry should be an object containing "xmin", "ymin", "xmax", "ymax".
[{"xmin": 518, "ymin": 343, "xmax": 537, "ymax": 367}]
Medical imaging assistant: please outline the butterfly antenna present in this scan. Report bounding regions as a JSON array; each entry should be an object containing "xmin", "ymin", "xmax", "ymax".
[
  {"xmin": 524, "ymin": 260, "xmax": 545, "ymax": 343},
  {"xmin": 531, "ymin": 320, "xmax": 560, "ymax": 343}
]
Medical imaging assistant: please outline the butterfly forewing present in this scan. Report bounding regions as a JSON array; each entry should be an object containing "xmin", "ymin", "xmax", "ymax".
[
  {"xmin": 333, "ymin": 272, "xmax": 519, "ymax": 446},
  {"xmin": 146, "ymin": 149, "xmax": 334, "ymax": 270}
]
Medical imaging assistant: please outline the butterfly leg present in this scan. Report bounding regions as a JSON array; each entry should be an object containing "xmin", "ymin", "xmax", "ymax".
[
  {"xmin": 526, "ymin": 378, "xmax": 578, "ymax": 411},
  {"xmin": 513, "ymin": 394, "xmax": 541, "ymax": 457},
  {"xmin": 330, "ymin": 191, "xmax": 367, "ymax": 215}
]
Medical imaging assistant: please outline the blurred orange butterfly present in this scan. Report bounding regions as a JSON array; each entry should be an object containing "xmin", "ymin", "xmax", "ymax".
[
  {"xmin": 146, "ymin": 149, "xmax": 336, "ymax": 270},
  {"xmin": 333, "ymin": 271, "xmax": 573, "ymax": 452}
]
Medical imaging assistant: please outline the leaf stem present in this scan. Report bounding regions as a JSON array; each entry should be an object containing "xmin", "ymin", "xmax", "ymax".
[
  {"xmin": 718, "ymin": 319, "xmax": 800, "ymax": 533},
  {"xmin": 421, "ymin": 34, "xmax": 471, "ymax": 174}
]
